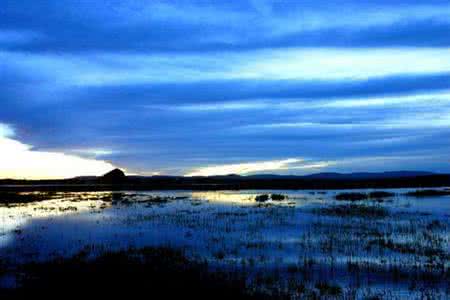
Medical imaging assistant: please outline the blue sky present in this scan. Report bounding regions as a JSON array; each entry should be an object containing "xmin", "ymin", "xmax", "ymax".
[{"xmin": 1, "ymin": 0, "xmax": 450, "ymax": 178}]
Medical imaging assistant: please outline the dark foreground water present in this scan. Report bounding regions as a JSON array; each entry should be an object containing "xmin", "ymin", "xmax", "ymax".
[{"xmin": 1, "ymin": 189, "xmax": 449, "ymax": 298}]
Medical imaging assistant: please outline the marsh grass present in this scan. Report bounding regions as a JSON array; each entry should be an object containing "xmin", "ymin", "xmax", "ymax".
[
  {"xmin": 313, "ymin": 204, "xmax": 389, "ymax": 218},
  {"xmin": 1, "ymin": 247, "xmax": 271, "ymax": 298},
  {"xmin": 335, "ymin": 191, "xmax": 395, "ymax": 202},
  {"xmin": 100, "ymin": 193, "xmax": 187, "ymax": 206},
  {"xmin": 315, "ymin": 281, "xmax": 343, "ymax": 297}
]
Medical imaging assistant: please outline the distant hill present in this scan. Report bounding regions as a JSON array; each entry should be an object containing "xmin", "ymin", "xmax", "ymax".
[
  {"xmin": 101, "ymin": 168, "xmax": 126, "ymax": 183},
  {"xmin": 302, "ymin": 171, "xmax": 435, "ymax": 180}
]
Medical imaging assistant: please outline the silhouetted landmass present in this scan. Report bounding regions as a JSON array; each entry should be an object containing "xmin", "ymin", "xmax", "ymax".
[
  {"xmin": 101, "ymin": 168, "xmax": 126, "ymax": 183},
  {"xmin": 406, "ymin": 189, "xmax": 450, "ymax": 197},
  {"xmin": 1, "ymin": 170, "xmax": 450, "ymax": 192}
]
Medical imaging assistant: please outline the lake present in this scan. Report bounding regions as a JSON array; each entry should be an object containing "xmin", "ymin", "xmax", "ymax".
[{"xmin": 1, "ymin": 188, "xmax": 449, "ymax": 298}]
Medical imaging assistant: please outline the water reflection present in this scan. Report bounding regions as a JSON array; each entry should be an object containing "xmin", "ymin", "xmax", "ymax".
[
  {"xmin": 192, "ymin": 191, "xmax": 259, "ymax": 204},
  {"xmin": 0, "ymin": 189, "xmax": 449, "ymax": 297},
  {"xmin": 0, "ymin": 192, "xmax": 113, "ymax": 247},
  {"xmin": 191, "ymin": 190, "xmax": 329, "ymax": 206}
]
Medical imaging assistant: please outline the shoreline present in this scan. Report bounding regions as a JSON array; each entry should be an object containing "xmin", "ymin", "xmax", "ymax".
[{"xmin": 1, "ymin": 176, "xmax": 450, "ymax": 192}]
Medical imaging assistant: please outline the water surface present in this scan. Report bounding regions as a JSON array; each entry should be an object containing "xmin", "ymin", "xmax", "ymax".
[{"xmin": 1, "ymin": 188, "xmax": 449, "ymax": 298}]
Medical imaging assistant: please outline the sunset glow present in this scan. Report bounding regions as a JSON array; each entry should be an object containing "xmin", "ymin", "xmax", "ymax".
[{"xmin": 0, "ymin": 124, "xmax": 116, "ymax": 179}]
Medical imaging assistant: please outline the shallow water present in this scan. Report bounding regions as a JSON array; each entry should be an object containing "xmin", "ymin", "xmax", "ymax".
[{"xmin": 1, "ymin": 188, "xmax": 449, "ymax": 298}]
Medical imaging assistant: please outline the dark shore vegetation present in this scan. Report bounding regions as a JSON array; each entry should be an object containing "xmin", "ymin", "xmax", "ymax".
[
  {"xmin": 406, "ymin": 189, "xmax": 450, "ymax": 197},
  {"xmin": 255, "ymin": 194, "xmax": 270, "ymax": 202},
  {"xmin": 255, "ymin": 194, "xmax": 288, "ymax": 202},
  {"xmin": 271, "ymin": 193, "xmax": 287, "ymax": 201},
  {"xmin": 2, "ymin": 173, "xmax": 450, "ymax": 192},
  {"xmin": 104, "ymin": 192, "xmax": 188, "ymax": 205}
]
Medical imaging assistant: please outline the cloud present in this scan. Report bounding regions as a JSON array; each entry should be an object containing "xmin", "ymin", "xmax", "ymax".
[
  {"xmin": 145, "ymin": 101, "xmax": 271, "ymax": 112},
  {"xmin": 232, "ymin": 48, "xmax": 450, "ymax": 81},
  {"xmin": 0, "ymin": 123, "xmax": 14, "ymax": 137},
  {"xmin": 2, "ymin": 48, "xmax": 450, "ymax": 88},
  {"xmin": 2, "ymin": 1, "xmax": 450, "ymax": 176},
  {"xmin": 318, "ymin": 91, "xmax": 450, "ymax": 108},
  {"xmin": 185, "ymin": 158, "xmax": 331, "ymax": 176},
  {"xmin": 238, "ymin": 105, "xmax": 450, "ymax": 132},
  {"xmin": 0, "ymin": 124, "xmax": 116, "ymax": 179},
  {"xmin": 148, "ymin": 91, "xmax": 450, "ymax": 113},
  {"xmin": 2, "ymin": 1, "xmax": 450, "ymax": 53},
  {"xmin": 1, "ymin": 69, "xmax": 449, "ymax": 175},
  {"xmin": 70, "ymin": 148, "xmax": 116, "ymax": 158}
]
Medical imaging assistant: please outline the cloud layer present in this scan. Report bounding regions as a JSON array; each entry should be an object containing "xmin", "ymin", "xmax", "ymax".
[{"xmin": 1, "ymin": 1, "xmax": 450, "ymax": 177}]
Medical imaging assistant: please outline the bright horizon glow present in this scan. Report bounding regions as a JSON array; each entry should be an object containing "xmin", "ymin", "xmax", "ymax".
[
  {"xmin": 185, "ymin": 158, "xmax": 331, "ymax": 177},
  {"xmin": 0, "ymin": 124, "xmax": 117, "ymax": 179}
]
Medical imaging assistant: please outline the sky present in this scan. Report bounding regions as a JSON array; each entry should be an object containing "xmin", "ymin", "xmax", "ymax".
[{"xmin": 1, "ymin": 0, "xmax": 450, "ymax": 178}]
